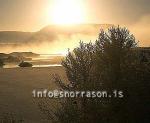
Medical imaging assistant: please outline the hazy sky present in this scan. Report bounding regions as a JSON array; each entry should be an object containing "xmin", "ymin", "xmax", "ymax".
[
  {"xmin": 0, "ymin": 0, "xmax": 149, "ymax": 30},
  {"xmin": 0, "ymin": 0, "xmax": 149, "ymax": 46}
]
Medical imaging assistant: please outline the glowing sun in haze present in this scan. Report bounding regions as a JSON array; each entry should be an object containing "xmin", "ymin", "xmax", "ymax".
[{"xmin": 50, "ymin": 0, "xmax": 85, "ymax": 25}]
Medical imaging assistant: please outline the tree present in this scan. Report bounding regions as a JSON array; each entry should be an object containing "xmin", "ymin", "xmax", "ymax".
[
  {"xmin": 95, "ymin": 26, "xmax": 137, "ymax": 86},
  {"xmin": 94, "ymin": 26, "xmax": 149, "ymax": 122},
  {"xmin": 39, "ymin": 26, "xmax": 150, "ymax": 123}
]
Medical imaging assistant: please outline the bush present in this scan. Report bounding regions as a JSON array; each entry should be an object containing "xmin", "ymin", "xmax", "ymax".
[
  {"xmin": 39, "ymin": 26, "xmax": 150, "ymax": 123},
  {"xmin": 18, "ymin": 61, "xmax": 33, "ymax": 67},
  {"xmin": 0, "ymin": 59, "xmax": 4, "ymax": 67}
]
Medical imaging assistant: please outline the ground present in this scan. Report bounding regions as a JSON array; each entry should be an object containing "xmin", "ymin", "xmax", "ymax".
[{"xmin": 0, "ymin": 67, "xmax": 66, "ymax": 123}]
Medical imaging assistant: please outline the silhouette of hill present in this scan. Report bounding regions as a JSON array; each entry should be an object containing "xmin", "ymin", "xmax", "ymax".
[
  {"xmin": 0, "ymin": 24, "xmax": 112, "ymax": 44},
  {"xmin": 0, "ymin": 31, "xmax": 33, "ymax": 43},
  {"xmin": 0, "ymin": 24, "xmax": 113, "ymax": 53},
  {"xmin": 27, "ymin": 24, "xmax": 112, "ymax": 43},
  {"xmin": 0, "ymin": 52, "xmax": 39, "ymax": 63}
]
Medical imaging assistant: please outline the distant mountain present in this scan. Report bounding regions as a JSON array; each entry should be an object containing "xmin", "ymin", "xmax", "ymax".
[
  {"xmin": 0, "ymin": 24, "xmax": 113, "ymax": 53},
  {"xmin": 0, "ymin": 52, "xmax": 40, "ymax": 63},
  {"xmin": 0, "ymin": 31, "xmax": 33, "ymax": 43},
  {"xmin": 10, "ymin": 52, "xmax": 40, "ymax": 58},
  {"xmin": 0, "ymin": 24, "xmax": 112, "ymax": 44},
  {"xmin": 28, "ymin": 24, "xmax": 112, "ymax": 43},
  {"xmin": 40, "ymin": 24, "xmax": 112, "ymax": 33}
]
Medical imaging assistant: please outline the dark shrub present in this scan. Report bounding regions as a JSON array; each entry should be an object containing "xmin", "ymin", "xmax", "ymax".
[
  {"xmin": 0, "ymin": 59, "xmax": 4, "ymax": 67},
  {"xmin": 39, "ymin": 26, "xmax": 150, "ymax": 123},
  {"xmin": 18, "ymin": 61, "xmax": 33, "ymax": 67}
]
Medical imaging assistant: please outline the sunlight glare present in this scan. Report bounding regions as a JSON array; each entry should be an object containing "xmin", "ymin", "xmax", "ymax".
[{"xmin": 50, "ymin": 0, "xmax": 85, "ymax": 25}]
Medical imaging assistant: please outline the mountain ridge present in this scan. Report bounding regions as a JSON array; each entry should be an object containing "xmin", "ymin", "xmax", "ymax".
[
  {"xmin": 0, "ymin": 24, "xmax": 113, "ymax": 43},
  {"xmin": 0, "ymin": 24, "xmax": 113, "ymax": 53}
]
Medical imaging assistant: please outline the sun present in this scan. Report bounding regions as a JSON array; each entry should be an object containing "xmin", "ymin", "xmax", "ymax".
[{"xmin": 50, "ymin": 0, "xmax": 85, "ymax": 25}]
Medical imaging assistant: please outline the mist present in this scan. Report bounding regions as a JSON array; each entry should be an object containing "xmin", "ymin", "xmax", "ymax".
[
  {"xmin": 0, "ymin": 22, "xmax": 149, "ymax": 54},
  {"xmin": 129, "ymin": 14, "xmax": 150, "ymax": 47},
  {"xmin": 0, "ymin": 24, "xmax": 110, "ymax": 54}
]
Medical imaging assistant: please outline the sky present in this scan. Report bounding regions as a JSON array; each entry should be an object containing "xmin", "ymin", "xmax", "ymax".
[{"xmin": 0, "ymin": 0, "xmax": 149, "ymax": 46}]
